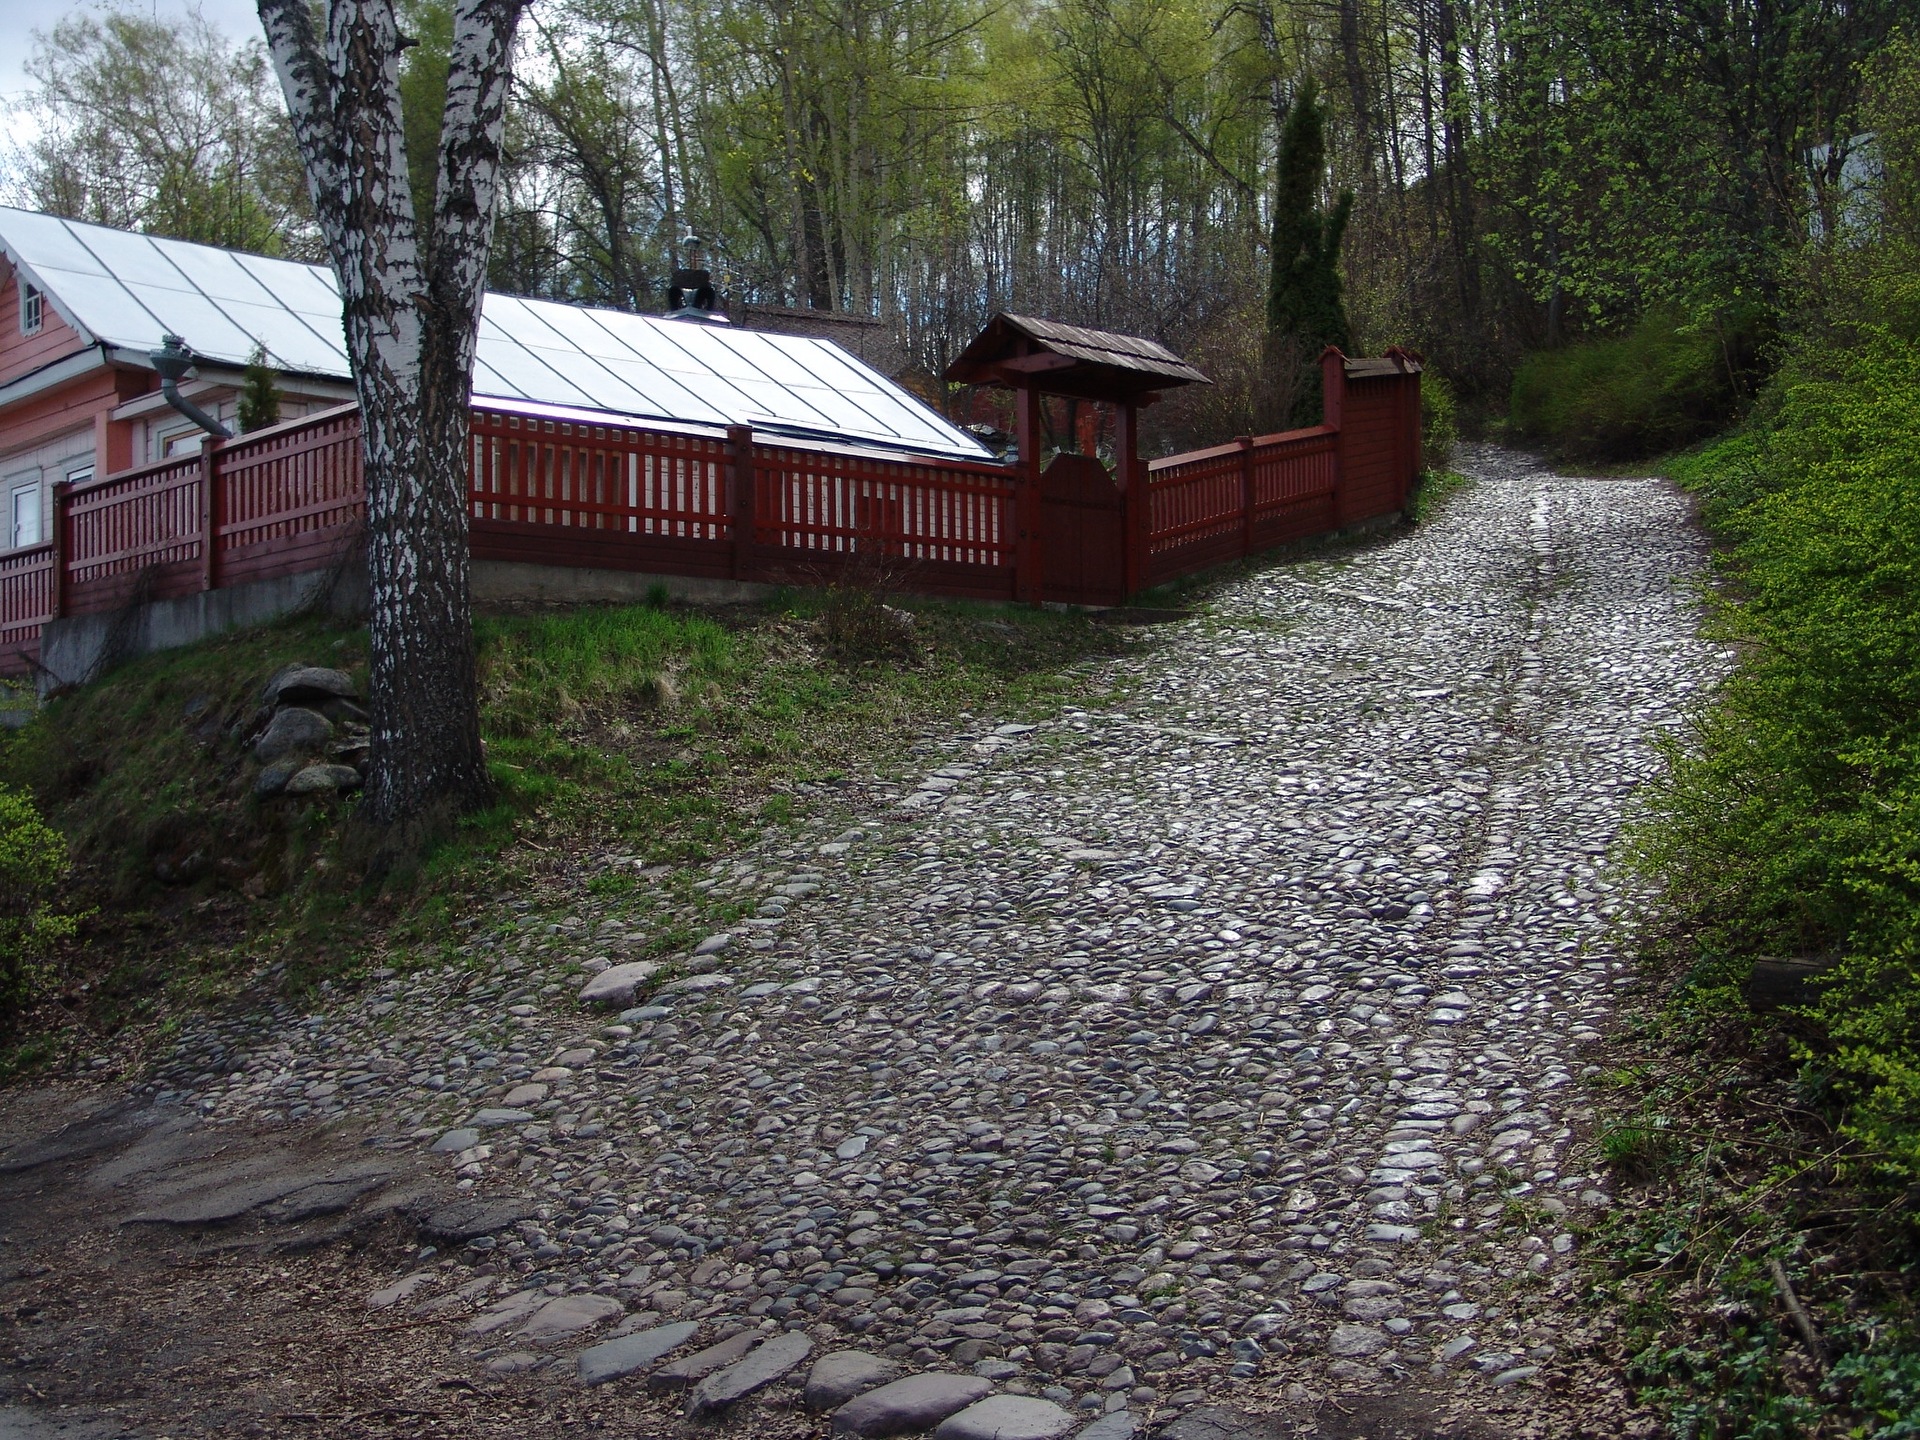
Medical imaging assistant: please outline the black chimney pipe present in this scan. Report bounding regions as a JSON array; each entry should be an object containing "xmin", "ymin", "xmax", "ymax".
[{"xmin": 149, "ymin": 334, "xmax": 233, "ymax": 440}]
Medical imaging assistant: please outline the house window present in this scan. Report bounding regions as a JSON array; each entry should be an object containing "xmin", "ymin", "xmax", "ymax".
[
  {"xmin": 19, "ymin": 283, "xmax": 42, "ymax": 336},
  {"xmin": 65, "ymin": 462, "xmax": 93, "ymax": 488},
  {"xmin": 161, "ymin": 428, "xmax": 205, "ymax": 459},
  {"xmin": 8, "ymin": 478, "xmax": 40, "ymax": 550}
]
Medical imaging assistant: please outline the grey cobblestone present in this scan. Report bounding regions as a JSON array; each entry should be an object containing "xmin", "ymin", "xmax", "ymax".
[{"xmin": 141, "ymin": 448, "xmax": 1719, "ymax": 1421}]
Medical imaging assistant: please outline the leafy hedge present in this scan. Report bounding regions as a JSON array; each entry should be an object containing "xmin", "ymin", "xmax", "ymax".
[
  {"xmin": 1650, "ymin": 308, "xmax": 1920, "ymax": 1178},
  {"xmin": 1509, "ymin": 309, "xmax": 1746, "ymax": 459},
  {"xmin": 0, "ymin": 784, "xmax": 77, "ymax": 1029}
]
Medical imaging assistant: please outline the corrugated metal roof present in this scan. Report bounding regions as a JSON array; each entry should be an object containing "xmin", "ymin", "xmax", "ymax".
[{"xmin": 0, "ymin": 207, "xmax": 989, "ymax": 462}]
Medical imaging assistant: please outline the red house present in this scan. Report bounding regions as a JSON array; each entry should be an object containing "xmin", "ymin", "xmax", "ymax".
[{"xmin": 0, "ymin": 206, "xmax": 990, "ymax": 555}]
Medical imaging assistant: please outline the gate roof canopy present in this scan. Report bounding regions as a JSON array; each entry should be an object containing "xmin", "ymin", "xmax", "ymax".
[{"xmin": 942, "ymin": 313, "xmax": 1209, "ymax": 403}]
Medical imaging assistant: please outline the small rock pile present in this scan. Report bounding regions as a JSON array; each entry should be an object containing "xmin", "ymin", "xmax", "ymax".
[{"xmin": 246, "ymin": 663, "xmax": 370, "ymax": 799}]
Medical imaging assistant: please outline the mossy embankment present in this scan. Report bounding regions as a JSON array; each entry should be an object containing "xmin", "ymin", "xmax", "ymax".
[{"xmin": 0, "ymin": 587, "xmax": 1130, "ymax": 1076}]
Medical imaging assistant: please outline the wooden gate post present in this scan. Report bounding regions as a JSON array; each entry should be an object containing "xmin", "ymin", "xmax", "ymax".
[
  {"xmin": 199, "ymin": 438, "xmax": 223, "ymax": 592},
  {"xmin": 1322, "ymin": 347, "xmax": 1348, "ymax": 529},
  {"xmin": 727, "ymin": 424, "xmax": 754, "ymax": 580},
  {"xmin": 48, "ymin": 480, "xmax": 70, "ymax": 621},
  {"xmin": 1013, "ymin": 382, "xmax": 1044, "ymax": 603},
  {"xmin": 1117, "ymin": 400, "xmax": 1147, "ymax": 598}
]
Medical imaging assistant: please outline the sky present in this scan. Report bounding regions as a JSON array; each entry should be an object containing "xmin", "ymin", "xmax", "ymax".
[{"xmin": 0, "ymin": 0, "xmax": 268, "ymax": 150}]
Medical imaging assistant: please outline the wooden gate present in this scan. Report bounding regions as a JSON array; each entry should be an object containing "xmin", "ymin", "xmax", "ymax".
[{"xmin": 1040, "ymin": 452, "xmax": 1126, "ymax": 606}]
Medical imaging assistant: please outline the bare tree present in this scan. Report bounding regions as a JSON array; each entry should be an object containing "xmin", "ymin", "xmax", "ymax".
[{"xmin": 257, "ymin": 0, "xmax": 525, "ymax": 828}]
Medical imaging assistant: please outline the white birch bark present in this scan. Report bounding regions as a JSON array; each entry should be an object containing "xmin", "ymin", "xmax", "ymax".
[{"xmin": 258, "ymin": 0, "xmax": 525, "ymax": 828}]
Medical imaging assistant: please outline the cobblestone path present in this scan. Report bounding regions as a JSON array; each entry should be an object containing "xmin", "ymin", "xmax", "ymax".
[{"xmin": 149, "ymin": 448, "xmax": 1718, "ymax": 1436}]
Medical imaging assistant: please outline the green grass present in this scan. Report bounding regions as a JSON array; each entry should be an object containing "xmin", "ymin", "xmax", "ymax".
[
  {"xmin": 1407, "ymin": 467, "xmax": 1471, "ymax": 523},
  {"xmin": 0, "ymin": 590, "xmax": 1127, "ymax": 1069}
]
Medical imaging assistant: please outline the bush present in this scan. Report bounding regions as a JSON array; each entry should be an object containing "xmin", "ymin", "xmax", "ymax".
[
  {"xmin": 0, "ymin": 783, "xmax": 77, "ymax": 1028},
  {"xmin": 1643, "ymin": 306, "xmax": 1920, "ymax": 1173},
  {"xmin": 1509, "ymin": 309, "xmax": 1745, "ymax": 458}
]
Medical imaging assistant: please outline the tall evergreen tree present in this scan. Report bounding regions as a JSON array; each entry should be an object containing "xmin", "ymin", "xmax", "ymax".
[{"xmin": 1266, "ymin": 76, "xmax": 1352, "ymax": 428}]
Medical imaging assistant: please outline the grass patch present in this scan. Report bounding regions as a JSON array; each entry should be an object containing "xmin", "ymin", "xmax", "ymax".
[
  {"xmin": 1407, "ymin": 467, "xmax": 1471, "ymax": 523},
  {"xmin": 0, "ymin": 591, "xmax": 1127, "ymax": 1072}
]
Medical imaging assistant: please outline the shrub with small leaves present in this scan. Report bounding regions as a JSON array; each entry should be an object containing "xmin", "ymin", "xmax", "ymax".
[
  {"xmin": 1420, "ymin": 369, "xmax": 1458, "ymax": 472},
  {"xmin": 0, "ymin": 784, "xmax": 77, "ymax": 1029}
]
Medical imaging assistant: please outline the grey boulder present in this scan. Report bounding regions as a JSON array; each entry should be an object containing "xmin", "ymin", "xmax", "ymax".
[
  {"xmin": 429, "ymin": 1128, "xmax": 479, "ymax": 1154},
  {"xmin": 576, "ymin": 1320, "xmax": 699, "ymax": 1386},
  {"xmin": 832, "ymin": 1373, "xmax": 994, "ymax": 1437},
  {"xmin": 685, "ymin": 1331, "xmax": 813, "ymax": 1418},
  {"xmin": 805, "ymin": 1351, "xmax": 902, "ymax": 1412},
  {"xmin": 285, "ymin": 763, "xmax": 362, "ymax": 796},
  {"xmin": 578, "ymin": 961, "xmax": 663, "ymax": 1006},
  {"xmin": 418, "ymin": 1195, "xmax": 534, "ymax": 1243},
  {"xmin": 265, "ymin": 665, "xmax": 357, "ymax": 706},
  {"xmin": 254, "ymin": 706, "xmax": 332, "ymax": 763},
  {"xmin": 934, "ymin": 1396, "xmax": 1079, "ymax": 1440},
  {"xmin": 518, "ymin": 1293, "xmax": 623, "ymax": 1343},
  {"xmin": 253, "ymin": 759, "xmax": 302, "ymax": 797},
  {"xmin": 1326, "ymin": 1323, "xmax": 1389, "ymax": 1357},
  {"xmin": 647, "ymin": 1330, "xmax": 759, "ymax": 1391}
]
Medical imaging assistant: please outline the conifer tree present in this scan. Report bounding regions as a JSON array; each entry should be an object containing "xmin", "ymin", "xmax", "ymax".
[
  {"xmin": 237, "ymin": 345, "xmax": 281, "ymax": 434},
  {"xmin": 1266, "ymin": 77, "xmax": 1353, "ymax": 428}
]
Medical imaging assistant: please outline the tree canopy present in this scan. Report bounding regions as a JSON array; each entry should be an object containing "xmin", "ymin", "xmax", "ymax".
[
  {"xmin": 6, "ymin": 0, "xmax": 1905, "ymax": 444},
  {"xmin": 9, "ymin": 4, "xmax": 315, "ymax": 256}
]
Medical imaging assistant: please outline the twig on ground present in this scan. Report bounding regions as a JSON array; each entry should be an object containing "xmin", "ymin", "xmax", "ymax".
[{"xmin": 1768, "ymin": 1256, "xmax": 1829, "ymax": 1370}]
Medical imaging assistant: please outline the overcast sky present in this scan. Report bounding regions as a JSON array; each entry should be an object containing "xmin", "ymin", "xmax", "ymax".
[{"xmin": 1, "ymin": 0, "xmax": 268, "ymax": 150}]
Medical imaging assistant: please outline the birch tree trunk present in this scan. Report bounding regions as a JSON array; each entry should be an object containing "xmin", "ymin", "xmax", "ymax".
[{"xmin": 257, "ymin": 0, "xmax": 523, "ymax": 828}]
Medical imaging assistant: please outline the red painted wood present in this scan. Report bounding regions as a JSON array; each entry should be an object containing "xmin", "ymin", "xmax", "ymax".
[
  {"xmin": 1038, "ymin": 453, "xmax": 1125, "ymax": 606},
  {"xmin": 0, "ymin": 543, "xmax": 54, "ymax": 676},
  {"xmin": 0, "ymin": 368, "xmax": 1420, "ymax": 669}
]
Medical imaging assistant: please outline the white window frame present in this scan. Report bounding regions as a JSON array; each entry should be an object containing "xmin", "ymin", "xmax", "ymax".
[
  {"xmin": 64, "ymin": 460, "xmax": 94, "ymax": 488},
  {"xmin": 8, "ymin": 476, "xmax": 40, "ymax": 550},
  {"xmin": 159, "ymin": 424, "xmax": 205, "ymax": 459},
  {"xmin": 19, "ymin": 282, "xmax": 42, "ymax": 337}
]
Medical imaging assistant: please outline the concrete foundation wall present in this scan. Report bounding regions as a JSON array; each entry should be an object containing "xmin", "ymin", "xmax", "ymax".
[
  {"xmin": 33, "ymin": 559, "xmax": 782, "ymax": 698},
  {"xmin": 470, "ymin": 561, "xmax": 778, "ymax": 609},
  {"xmin": 29, "ymin": 513, "xmax": 1402, "ymax": 702},
  {"xmin": 39, "ymin": 564, "xmax": 367, "ymax": 695}
]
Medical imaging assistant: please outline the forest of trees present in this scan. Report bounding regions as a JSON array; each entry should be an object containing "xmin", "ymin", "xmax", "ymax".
[{"xmin": 2, "ymin": 0, "xmax": 1905, "ymax": 444}]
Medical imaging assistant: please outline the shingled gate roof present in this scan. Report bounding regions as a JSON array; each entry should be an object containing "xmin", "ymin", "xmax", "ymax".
[{"xmin": 942, "ymin": 312, "xmax": 1209, "ymax": 401}]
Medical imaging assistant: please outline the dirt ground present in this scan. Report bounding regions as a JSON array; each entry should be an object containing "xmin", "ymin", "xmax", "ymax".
[{"xmin": 0, "ymin": 1083, "xmax": 1535, "ymax": 1439}]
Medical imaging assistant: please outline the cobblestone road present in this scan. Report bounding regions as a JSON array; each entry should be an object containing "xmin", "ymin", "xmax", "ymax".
[{"xmin": 149, "ymin": 448, "xmax": 1719, "ymax": 1436}]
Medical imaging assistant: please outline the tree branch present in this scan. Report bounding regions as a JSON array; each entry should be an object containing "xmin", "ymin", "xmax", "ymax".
[
  {"xmin": 434, "ymin": 0, "xmax": 527, "ymax": 321},
  {"xmin": 255, "ymin": 0, "xmax": 344, "ymax": 225}
]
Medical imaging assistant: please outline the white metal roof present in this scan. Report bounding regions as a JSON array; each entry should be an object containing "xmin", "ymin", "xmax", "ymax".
[{"xmin": 0, "ymin": 207, "xmax": 989, "ymax": 462}]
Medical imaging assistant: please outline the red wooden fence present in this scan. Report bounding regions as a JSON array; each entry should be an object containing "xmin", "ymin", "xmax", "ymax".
[{"xmin": 0, "ymin": 357, "xmax": 1419, "ymax": 678}]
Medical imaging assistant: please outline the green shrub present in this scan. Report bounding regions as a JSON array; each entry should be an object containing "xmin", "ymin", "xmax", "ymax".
[
  {"xmin": 1509, "ymin": 310, "xmax": 1743, "ymax": 458},
  {"xmin": 1637, "ymin": 270, "xmax": 1920, "ymax": 1181},
  {"xmin": 0, "ymin": 783, "xmax": 77, "ymax": 1028}
]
